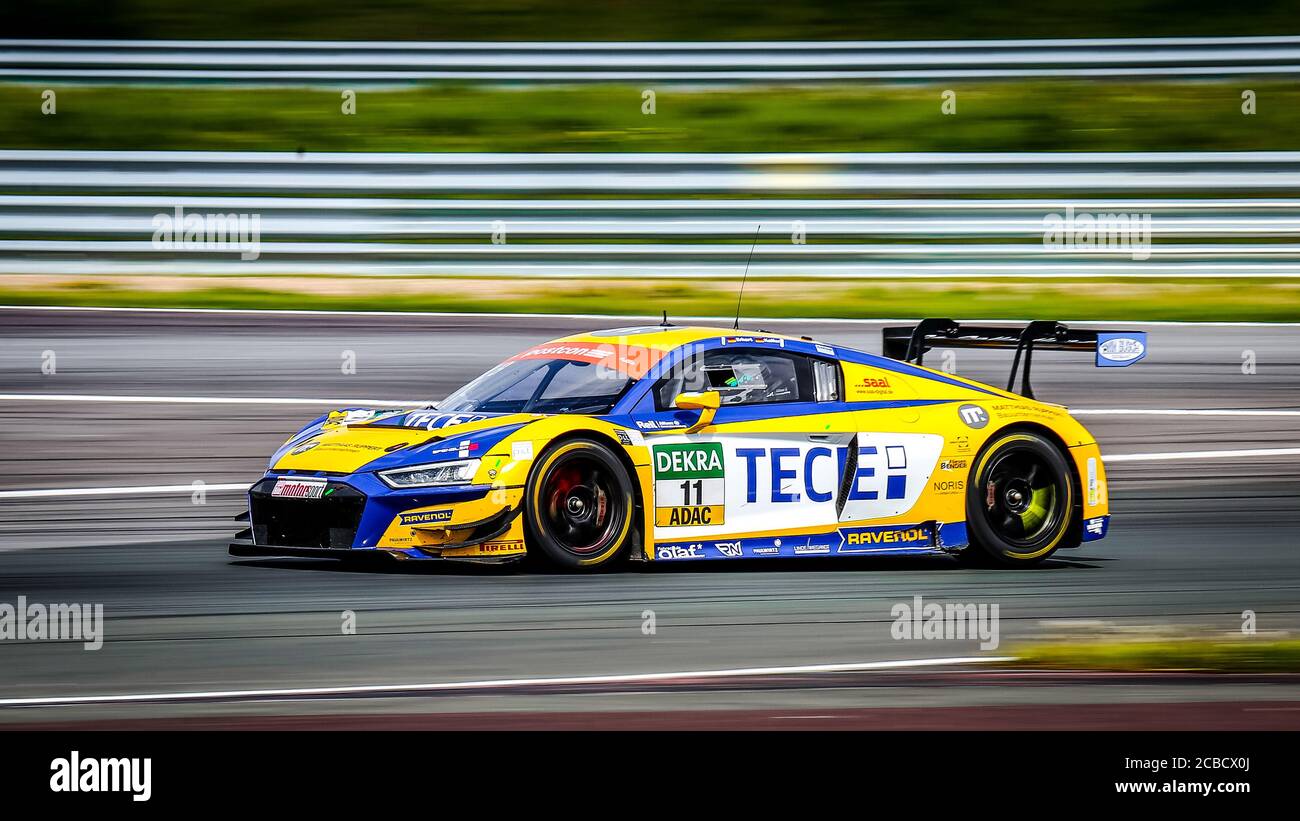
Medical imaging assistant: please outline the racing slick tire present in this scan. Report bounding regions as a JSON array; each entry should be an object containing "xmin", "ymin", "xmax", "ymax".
[
  {"xmin": 963, "ymin": 430, "xmax": 1074, "ymax": 567},
  {"xmin": 524, "ymin": 437, "xmax": 636, "ymax": 571}
]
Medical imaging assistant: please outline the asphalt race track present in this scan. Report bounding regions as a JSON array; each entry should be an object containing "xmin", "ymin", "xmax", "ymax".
[{"xmin": 1, "ymin": 306, "xmax": 1298, "ymax": 728}]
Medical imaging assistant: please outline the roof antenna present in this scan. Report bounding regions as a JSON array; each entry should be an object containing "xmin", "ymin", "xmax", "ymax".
[
  {"xmin": 733, "ymin": 223, "xmax": 762, "ymax": 330},
  {"xmin": 659, "ymin": 309, "xmax": 671, "ymax": 327}
]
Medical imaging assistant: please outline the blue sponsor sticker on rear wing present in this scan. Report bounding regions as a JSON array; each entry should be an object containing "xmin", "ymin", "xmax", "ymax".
[{"xmin": 1095, "ymin": 332, "xmax": 1148, "ymax": 367}]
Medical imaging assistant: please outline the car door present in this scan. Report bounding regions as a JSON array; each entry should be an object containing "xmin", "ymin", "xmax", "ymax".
[{"xmin": 634, "ymin": 345, "xmax": 854, "ymax": 558}]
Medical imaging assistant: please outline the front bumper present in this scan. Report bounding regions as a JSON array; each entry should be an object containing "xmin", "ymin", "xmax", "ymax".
[
  {"xmin": 237, "ymin": 472, "xmax": 528, "ymax": 561},
  {"xmin": 228, "ymin": 538, "xmax": 392, "ymax": 560}
]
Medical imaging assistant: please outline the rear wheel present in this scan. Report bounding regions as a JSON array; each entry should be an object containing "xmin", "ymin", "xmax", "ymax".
[
  {"xmin": 524, "ymin": 438, "xmax": 635, "ymax": 571},
  {"xmin": 964, "ymin": 431, "xmax": 1074, "ymax": 567}
]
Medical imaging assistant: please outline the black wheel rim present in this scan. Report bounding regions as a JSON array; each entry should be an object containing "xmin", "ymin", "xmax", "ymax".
[
  {"xmin": 979, "ymin": 446, "xmax": 1066, "ymax": 549},
  {"xmin": 540, "ymin": 453, "xmax": 624, "ymax": 556}
]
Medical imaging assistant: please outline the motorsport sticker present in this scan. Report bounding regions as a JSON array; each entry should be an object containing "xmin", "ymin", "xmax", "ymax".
[
  {"xmin": 271, "ymin": 478, "xmax": 326, "ymax": 499},
  {"xmin": 652, "ymin": 442, "xmax": 725, "ymax": 527},
  {"xmin": 837, "ymin": 524, "xmax": 933, "ymax": 553},
  {"xmin": 399, "ymin": 509, "xmax": 455, "ymax": 526}
]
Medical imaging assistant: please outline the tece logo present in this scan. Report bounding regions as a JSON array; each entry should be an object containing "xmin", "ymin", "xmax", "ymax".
[{"xmin": 50, "ymin": 751, "xmax": 151, "ymax": 802}]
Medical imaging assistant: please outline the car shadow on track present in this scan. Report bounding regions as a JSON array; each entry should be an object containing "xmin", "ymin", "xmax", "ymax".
[{"xmin": 228, "ymin": 552, "xmax": 1116, "ymax": 576}]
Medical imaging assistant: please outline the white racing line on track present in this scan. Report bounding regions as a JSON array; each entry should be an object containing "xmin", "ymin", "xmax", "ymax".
[
  {"xmin": 3, "ymin": 447, "xmax": 1298, "ymax": 499},
  {"xmin": 0, "ymin": 483, "xmax": 251, "ymax": 499},
  {"xmin": 3, "ymin": 394, "xmax": 1299, "ymax": 417},
  {"xmin": 2, "ymin": 303, "xmax": 1299, "ymax": 327},
  {"xmin": 1071, "ymin": 408, "xmax": 1300, "ymax": 417},
  {"xmin": 1104, "ymin": 447, "xmax": 1300, "ymax": 462},
  {"xmin": 0, "ymin": 656, "xmax": 1014, "ymax": 708},
  {"xmin": 0, "ymin": 393, "xmax": 424, "ymax": 406}
]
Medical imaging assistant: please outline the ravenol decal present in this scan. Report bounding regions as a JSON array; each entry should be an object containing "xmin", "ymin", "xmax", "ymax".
[
  {"xmin": 399, "ymin": 509, "xmax": 455, "ymax": 526},
  {"xmin": 653, "ymin": 442, "xmax": 726, "ymax": 527},
  {"xmin": 1096, "ymin": 332, "xmax": 1148, "ymax": 367},
  {"xmin": 837, "ymin": 524, "xmax": 933, "ymax": 553}
]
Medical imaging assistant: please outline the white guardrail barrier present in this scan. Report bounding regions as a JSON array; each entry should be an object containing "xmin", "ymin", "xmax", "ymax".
[
  {"xmin": 2, "ymin": 150, "xmax": 1299, "ymax": 278},
  {"xmin": 4, "ymin": 36, "xmax": 1300, "ymax": 83}
]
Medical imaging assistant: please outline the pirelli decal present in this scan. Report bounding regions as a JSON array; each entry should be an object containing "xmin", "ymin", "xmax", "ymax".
[{"xmin": 653, "ymin": 442, "xmax": 725, "ymax": 528}]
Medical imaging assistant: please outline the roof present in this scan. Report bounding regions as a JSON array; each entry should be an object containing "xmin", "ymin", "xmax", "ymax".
[{"xmin": 553, "ymin": 325, "xmax": 806, "ymax": 352}]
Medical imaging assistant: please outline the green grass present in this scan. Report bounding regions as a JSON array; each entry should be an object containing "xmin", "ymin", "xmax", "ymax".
[
  {"xmin": 1011, "ymin": 639, "xmax": 1300, "ymax": 673},
  {"xmin": 4, "ymin": 81, "xmax": 1298, "ymax": 153},
  {"xmin": 3, "ymin": 277, "xmax": 1299, "ymax": 321}
]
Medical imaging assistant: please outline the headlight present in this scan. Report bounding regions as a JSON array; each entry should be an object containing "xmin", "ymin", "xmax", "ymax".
[{"xmin": 378, "ymin": 459, "xmax": 481, "ymax": 489}]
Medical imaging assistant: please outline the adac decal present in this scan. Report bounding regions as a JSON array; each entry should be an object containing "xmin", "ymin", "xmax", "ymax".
[
  {"xmin": 837, "ymin": 524, "xmax": 933, "ymax": 553},
  {"xmin": 652, "ymin": 442, "xmax": 726, "ymax": 527},
  {"xmin": 399, "ymin": 509, "xmax": 455, "ymax": 526}
]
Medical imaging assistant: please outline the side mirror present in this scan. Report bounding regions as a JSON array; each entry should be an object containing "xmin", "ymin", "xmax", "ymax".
[{"xmin": 674, "ymin": 391, "xmax": 720, "ymax": 433}]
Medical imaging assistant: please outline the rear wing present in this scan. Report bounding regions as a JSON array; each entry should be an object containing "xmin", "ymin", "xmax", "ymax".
[{"xmin": 881, "ymin": 319, "xmax": 1147, "ymax": 399}]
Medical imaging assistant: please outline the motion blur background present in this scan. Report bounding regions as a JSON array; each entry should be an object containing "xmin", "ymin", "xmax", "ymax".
[
  {"xmin": 2, "ymin": 0, "xmax": 1300, "ymax": 317},
  {"xmin": 0, "ymin": 1, "xmax": 1298, "ymax": 728}
]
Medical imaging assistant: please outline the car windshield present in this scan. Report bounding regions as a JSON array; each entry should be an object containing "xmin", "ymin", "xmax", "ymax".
[{"xmin": 437, "ymin": 358, "xmax": 635, "ymax": 415}]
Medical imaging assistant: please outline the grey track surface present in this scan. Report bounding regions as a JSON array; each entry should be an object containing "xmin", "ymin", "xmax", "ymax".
[{"xmin": 1, "ymin": 307, "xmax": 1298, "ymax": 724}]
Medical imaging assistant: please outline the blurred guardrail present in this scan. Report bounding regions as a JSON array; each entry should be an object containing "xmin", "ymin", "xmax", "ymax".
[
  {"xmin": 4, "ymin": 36, "xmax": 1300, "ymax": 83},
  {"xmin": 2, "ymin": 149, "xmax": 1299, "ymax": 278}
]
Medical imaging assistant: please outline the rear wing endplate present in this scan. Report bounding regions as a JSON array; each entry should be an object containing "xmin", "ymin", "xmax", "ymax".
[{"xmin": 881, "ymin": 319, "xmax": 1147, "ymax": 399}]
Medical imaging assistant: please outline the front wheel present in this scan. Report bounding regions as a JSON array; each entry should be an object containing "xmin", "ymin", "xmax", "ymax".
[
  {"xmin": 964, "ymin": 431, "xmax": 1074, "ymax": 567},
  {"xmin": 524, "ymin": 438, "xmax": 636, "ymax": 571}
]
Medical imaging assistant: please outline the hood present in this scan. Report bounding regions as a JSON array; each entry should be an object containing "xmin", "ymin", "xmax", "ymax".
[{"xmin": 271, "ymin": 408, "xmax": 539, "ymax": 474}]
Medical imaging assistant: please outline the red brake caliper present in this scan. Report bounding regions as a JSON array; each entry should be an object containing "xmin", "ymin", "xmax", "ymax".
[{"xmin": 550, "ymin": 467, "xmax": 580, "ymax": 515}]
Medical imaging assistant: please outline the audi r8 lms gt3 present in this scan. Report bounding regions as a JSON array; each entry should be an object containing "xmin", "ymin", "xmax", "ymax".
[{"xmin": 230, "ymin": 319, "xmax": 1147, "ymax": 570}]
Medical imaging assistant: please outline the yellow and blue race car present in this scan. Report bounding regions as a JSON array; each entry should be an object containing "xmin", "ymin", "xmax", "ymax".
[{"xmin": 230, "ymin": 319, "xmax": 1146, "ymax": 570}]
